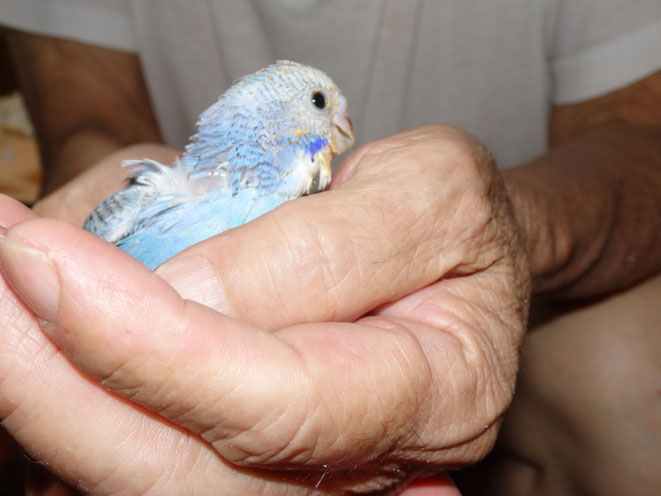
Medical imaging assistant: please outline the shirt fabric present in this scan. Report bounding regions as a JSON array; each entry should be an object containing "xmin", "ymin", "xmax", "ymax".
[{"xmin": 2, "ymin": 0, "xmax": 661, "ymax": 167}]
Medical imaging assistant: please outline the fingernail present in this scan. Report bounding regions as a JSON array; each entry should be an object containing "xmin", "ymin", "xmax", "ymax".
[
  {"xmin": 0, "ymin": 235, "xmax": 59, "ymax": 322},
  {"xmin": 156, "ymin": 255, "xmax": 230, "ymax": 314}
]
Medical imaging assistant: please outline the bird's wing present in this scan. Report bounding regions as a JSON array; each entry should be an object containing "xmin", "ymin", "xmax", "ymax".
[
  {"xmin": 83, "ymin": 183, "xmax": 157, "ymax": 244},
  {"xmin": 114, "ymin": 187, "xmax": 286, "ymax": 270},
  {"xmin": 84, "ymin": 158, "xmax": 228, "ymax": 244}
]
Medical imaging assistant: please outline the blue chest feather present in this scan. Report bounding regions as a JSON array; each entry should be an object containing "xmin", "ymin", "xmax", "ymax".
[{"xmin": 307, "ymin": 137, "xmax": 328, "ymax": 157}]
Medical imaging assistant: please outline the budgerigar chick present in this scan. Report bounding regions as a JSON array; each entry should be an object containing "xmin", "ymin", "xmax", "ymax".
[{"xmin": 84, "ymin": 61, "xmax": 354, "ymax": 269}]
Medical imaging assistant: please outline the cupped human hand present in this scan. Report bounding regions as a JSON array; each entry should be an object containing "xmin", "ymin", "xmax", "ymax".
[{"xmin": 0, "ymin": 125, "xmax": 528, "ymax": 494}]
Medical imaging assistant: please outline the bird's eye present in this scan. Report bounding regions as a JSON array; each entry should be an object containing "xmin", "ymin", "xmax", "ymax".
[{"xmin": 312, "ymin": 91, "xmax": 326, "ymax": 109}]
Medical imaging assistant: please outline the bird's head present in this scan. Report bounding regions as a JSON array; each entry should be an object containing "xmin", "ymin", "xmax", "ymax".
[
  {"xmin": 216, "ymin": 60, "xmax": 354, "ymax": 194},
  {"xmin": 264, "ymin": 61, "xmax": 354, "ymax": 156}
]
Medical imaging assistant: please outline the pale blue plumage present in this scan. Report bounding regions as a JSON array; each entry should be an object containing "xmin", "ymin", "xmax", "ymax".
[{"xmin": 84, "ymin": 61, "xmax": 354, "ymax": 269}]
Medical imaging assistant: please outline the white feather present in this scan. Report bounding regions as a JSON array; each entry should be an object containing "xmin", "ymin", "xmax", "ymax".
[{"xmin": 123, "ymin": 159, "xmax": 229, "ymax": 199}]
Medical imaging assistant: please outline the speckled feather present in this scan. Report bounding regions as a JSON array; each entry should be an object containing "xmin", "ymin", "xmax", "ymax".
[{"xmin": 84, "ymin": 61, "xmax": 354, "ymax": 269}]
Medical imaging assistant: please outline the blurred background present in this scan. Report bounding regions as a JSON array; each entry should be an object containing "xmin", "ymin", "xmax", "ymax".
[{"xmin": 0, "ymin": 28, "xmax": 41, "ymax": 205}]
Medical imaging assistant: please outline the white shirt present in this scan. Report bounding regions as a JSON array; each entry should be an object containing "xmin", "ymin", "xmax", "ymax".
[{"xmin": 2, "ymin": 0, "xmax": 661, "ymax": 167}]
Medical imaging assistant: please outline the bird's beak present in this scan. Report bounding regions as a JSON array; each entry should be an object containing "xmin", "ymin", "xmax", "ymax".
[{"xmin": 330, "ymin": 95, "xmax": 354, "ymax": 156}]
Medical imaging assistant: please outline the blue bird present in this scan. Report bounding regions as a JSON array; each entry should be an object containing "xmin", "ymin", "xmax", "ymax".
[{"xmin": 84, "ymin": 61, "xmax": 354, "ymax": 269}]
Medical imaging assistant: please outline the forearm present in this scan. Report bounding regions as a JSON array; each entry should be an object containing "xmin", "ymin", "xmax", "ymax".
[{"xmin": 504, "ymin": 124, "xmax": 661, "ymax": 298}]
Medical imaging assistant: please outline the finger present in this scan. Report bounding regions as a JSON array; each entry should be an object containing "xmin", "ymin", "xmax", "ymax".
[
  {"xmin": 0, "ymin": 220, "xmax": 445, "ymax": 467},
  {"xmin": 0, "ymin": 217, "xmax": 510, "ymax": 472},
  {"xmin": 157, "ymin": 125, "xmax": 492, "ymax": 330},
  {"xmin": 0, "ymin": 221, "xmax": 213, "ymax": 493},
  {"xmin": 373, "ymin": 275, "xmax": 522, "ymax": 457},
  {"xmin": 0, "ymin": 196, "xmax": 36, "ymax": 469},
  {"xmin": 0, "ymin": 193, "xmax": 35, "ymax": 227},
  {"xmin": 0, "ymin": 311, "xmax": 293, "ymax": 496},
  {"xmin": 0, "ymin": 227, "xmax": 311, "ymax": 494},
  {"xmin": 0, "ymin": 219, "xmax": 320, "ymax": 464}
]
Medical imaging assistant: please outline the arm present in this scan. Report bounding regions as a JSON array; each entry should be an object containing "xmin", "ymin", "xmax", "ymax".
[
  {"xmin": 4, "ymin": 29, "xmax": 162, "ymax": 194},
  {"xmin": 505, "ymin": 70, "xmax": 661, "ymax": 298}
]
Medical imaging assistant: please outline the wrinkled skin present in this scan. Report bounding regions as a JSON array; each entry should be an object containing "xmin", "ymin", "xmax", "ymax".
[{"xmin": 0, "ymin": 125, "xmax": 528, "ymax": 495}]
